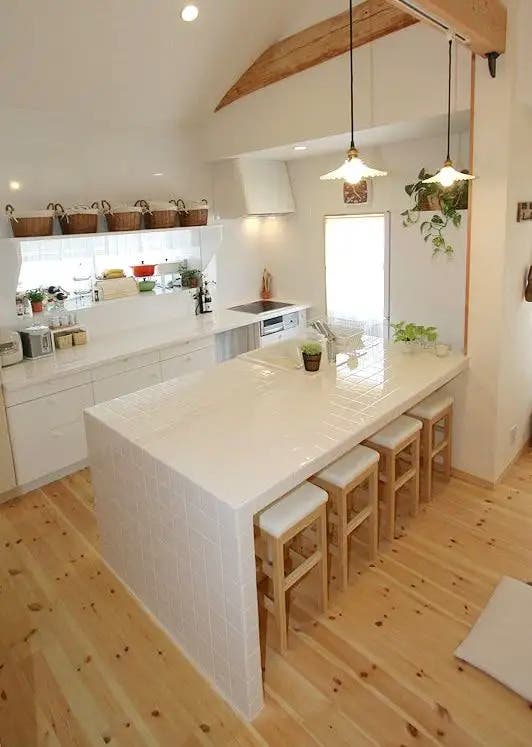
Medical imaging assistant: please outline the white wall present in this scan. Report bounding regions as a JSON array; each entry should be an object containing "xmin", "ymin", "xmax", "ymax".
[
  {"xmin": 448, "ymin": 0, "xmax": 532, "ymax": 483},
  {"xmin": 202, "ymin": 219, "xmax": 266, "ymax": 308},
  {"xmin": 262, "ymin": 134, "xmax": 469, "ymax": 351},
  {"xmin": 202, "ymin": 23, "xmax": 471, "ymax": 160},
  {"xmin": 0, "ymin": 112, "xmax": 210, "ymax": 239},
  {"xmin": 495, "ymin": 102, "xmax": 532, "ymax": 474}
]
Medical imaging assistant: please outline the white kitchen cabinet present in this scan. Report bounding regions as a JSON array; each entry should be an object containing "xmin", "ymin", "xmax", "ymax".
[
  {"xmin": 7, "ymin": 384, "xmax": 94, "ymax": 486},
  {"xmin": 93, "ymin": 363, "xmax": 161, "ymax": 405},
  {"xmin": 0, "ymin": 390, "xmax": 15, "ymax": 495},
  {"xmin": 91, "ymin": 351, "xmax": 159, "ymax": 382},
  {"xmin": 160, "ymin": 346, "xmax": 216, "ymax": 381},
  {"xmin": 158, "ymin": 335, "xmax": 215, "ymax": 361}
]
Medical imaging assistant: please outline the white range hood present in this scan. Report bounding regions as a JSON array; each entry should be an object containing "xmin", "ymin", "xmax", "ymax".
[{"xmin": 213, "ymin": 158, "xmax": 295, "ymax": 218}]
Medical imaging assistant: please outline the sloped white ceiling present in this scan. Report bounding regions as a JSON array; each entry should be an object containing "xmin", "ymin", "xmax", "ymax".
[{"xmin": 2, "ymin": 0, "xmax": 350, "ymax": 125}]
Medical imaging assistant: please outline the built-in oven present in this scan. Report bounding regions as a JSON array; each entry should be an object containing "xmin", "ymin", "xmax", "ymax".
[
  {"xmin": 259, "ymin": 311, "xmax": 300, "ymax": 340},
  {"xmin": 259, "ymin": 315, "xmax": 284, "ymax": 337}
]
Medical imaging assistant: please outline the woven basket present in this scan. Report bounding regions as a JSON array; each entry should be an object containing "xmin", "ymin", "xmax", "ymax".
[
  {"xmin": 137, "ymin": 200, "xmax": 178, "ymax": 230},
  {"xmin": 55, "ymin": 332, "xmax": 73, "ymax": 350},
  {"xmin": 56, "ymin": 203, "xmax": 99, "ymax": 235},
  {"xmin": 5, "ymin": 204, "xmax": 55, "ymax": 237},
  {"xmin": 175, "ymin": 198, "xmax": 209, "ymax": 227},
  {"xmin": 102, "ymin": 200, "xmax": 142, "ymax": 232}
]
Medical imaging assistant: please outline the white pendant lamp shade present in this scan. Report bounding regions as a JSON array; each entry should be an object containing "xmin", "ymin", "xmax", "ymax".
[
  {"xmin": 320, "ymin": 0, "xmax": 387, "ymax": 184},
  {"xmin": 423, "ymin": 37, "xmax": 476, "ymax": 188},
  {"xmin": 320, "ymin": 147, "xmax": 387, "ymax": 184},
  {"xmin": 423, "ymin": 160, "xmax": 476, "ymax": 188}
]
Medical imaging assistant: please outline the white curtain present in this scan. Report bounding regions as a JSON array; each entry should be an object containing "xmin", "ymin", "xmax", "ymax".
[{"xmin": 325, "ymin": 214, "xmax": 386, "ymax": 333}]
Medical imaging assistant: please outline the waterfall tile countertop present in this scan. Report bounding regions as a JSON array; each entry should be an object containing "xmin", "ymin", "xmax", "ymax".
[
  {"xmin": 84, "ymin": 341, "xmax": 468, "ymax": 720},
  {"xmin": 0, "ymin": 301, "xmax": 309, "ymax": 393},
  {"xmin": 87, "ymin": 342, "xmax": 467, "ymax": 513}
]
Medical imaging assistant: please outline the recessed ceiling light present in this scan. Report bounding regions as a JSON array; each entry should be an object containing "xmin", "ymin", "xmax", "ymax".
[
  {"xmin": 152, "ymin": 172, "xmax": 164, "ymax": 177},
  {"xmin": 181, "ymin": 4, "xmax": 199, "ymax": 21},
  {"xmin": 9, "ymin": 180, "xmax": 21, "ymax": 191},
  {"xmin": 293, "ymin": 145, "xmax": 307, "ymax": 151}
]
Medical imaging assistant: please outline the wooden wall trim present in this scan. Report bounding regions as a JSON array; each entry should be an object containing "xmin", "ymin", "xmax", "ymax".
[{"xmin": 464, "ymin": 52, "xmax": 476, "ymax": 355}]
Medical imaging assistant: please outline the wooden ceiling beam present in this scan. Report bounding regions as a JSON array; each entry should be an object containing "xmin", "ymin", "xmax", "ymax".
[
  {"xmin": 387, "ymin": 0, "xmax": 507, "ymax": 56},
  {"xmin": 215, "ymin": 0, "xmax": 417, "ymax": 112}
]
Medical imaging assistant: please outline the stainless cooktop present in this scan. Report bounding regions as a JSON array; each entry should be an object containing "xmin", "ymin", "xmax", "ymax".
[{"xmin": 229, "ymin": 301, "xmax": 294, "ymax": 315}]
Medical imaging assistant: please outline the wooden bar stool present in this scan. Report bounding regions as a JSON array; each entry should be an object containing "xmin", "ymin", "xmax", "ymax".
[
  {"xmin": 311, "ymin": 445, "xmax": 379, "ymax": 590},
  {"xmin": 408, "ymin": 391, "xmax": 454, "ymax": 500},
  {"xmin": 364, "ymin": 415, "xmax": 422, "ymax": 542},
  {"xmin": 254, "ymin": 482, "xmax": 328, "ymax": 654}
]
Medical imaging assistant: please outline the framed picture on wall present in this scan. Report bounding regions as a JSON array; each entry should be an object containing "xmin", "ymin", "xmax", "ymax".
[{"xmin": 343, "ymin": 179, "xmax": 371, "ymax": 205}]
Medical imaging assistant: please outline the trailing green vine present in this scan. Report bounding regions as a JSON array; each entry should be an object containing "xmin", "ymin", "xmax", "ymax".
[{"xmin": 401, "ymin": 168, "xmax": 468, "ymax": 257}]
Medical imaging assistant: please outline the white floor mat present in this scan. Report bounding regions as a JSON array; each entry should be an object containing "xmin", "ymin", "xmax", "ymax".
[{"xmin": 455, "ymin": 576, "xmax": 532, "ymax": 702}]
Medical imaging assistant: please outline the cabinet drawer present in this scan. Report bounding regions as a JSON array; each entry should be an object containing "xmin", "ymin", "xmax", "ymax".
[
  {"xmin": 91, "ymin": 351, "xmax": 159, "ymax": 382},
  {"xmin": 160, "ymin": 346, "xmax": 216, "ymax": 381},
  {"xmin": 93, "ymin": 363, "xmax": 161, "ymax": 404},
  {"xmin": 4, "ymin": 370, "xmax": 92, "ymax": 407},
  {"xmin": 7, "ymin": 384, "xmax": 94, "ymax": 486},
  {"xmin": 159, "ymin": 336, "xmax": 214, "ymax": 362}
]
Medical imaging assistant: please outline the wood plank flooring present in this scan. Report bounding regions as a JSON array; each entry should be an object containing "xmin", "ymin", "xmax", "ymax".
[{"xmin": 1, "ymin": 455, "xmax": 532, "ymax": 746}]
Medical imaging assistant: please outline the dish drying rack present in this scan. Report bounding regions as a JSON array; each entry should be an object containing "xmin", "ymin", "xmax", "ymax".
[{"xmin": 309, "ymin": 317, "xmax": 387, "ymax": 357}]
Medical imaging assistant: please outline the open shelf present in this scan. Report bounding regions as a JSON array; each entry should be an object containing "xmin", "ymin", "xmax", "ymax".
[{"xmin": 0, "ymin": 223, "xmax": 222, "ymax": 244}]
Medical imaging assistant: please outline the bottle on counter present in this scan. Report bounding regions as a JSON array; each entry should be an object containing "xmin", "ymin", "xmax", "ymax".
[{"xmin": 203, "ymin": 281, "xmax": 212, "ymax": 314}]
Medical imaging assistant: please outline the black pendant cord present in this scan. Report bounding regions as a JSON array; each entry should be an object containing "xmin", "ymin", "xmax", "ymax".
[
  {"xmin": 349, "ymin": 0, "xmax": 355, "ymax": 150},
  {"xmin": 446, "ymin": 38, "xmax": 453, "ymax": 162}
]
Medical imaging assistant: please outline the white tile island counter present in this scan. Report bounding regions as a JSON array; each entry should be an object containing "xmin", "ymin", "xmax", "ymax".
[{"xmin": 84, "ymin": 340, "xmax": 468, "ymax": 720}]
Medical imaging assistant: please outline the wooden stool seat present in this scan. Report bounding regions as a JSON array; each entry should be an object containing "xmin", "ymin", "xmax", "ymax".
[
  {"xmin": 368, "ymin": 415, "xmax": 422, "ymax": 449},
  {"xmin": 254, "ymin": 482, "xmax": 328, "ymax": 654},
  {"xmin": 408, "ymin": 391, "xmax": 454, "ymax": 500},
  {"xmin": 316, "ymin": 444, "xmax": 379, "ymax": 488},
  {"xmin": 312, "ymin": 445, "xmax": 379, "ymax": 590},
  {"xmin": 364, "ymin": 416, "xmax": 421, "ymax": 541},
  {"xmin": 409, "ymin": 392, "xmax": 453, "ymax": 420},
  {"xmin": 255, "ymin": 481, "xmax": 327, "ymax": 537}
]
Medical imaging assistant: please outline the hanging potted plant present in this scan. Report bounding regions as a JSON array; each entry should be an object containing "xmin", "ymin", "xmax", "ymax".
[
  {"xmin": 25, "ymin": 288, "xmax": 46, "ymax": 314},
  {"xmin": 401, "ymin": 39, "xmax": 475, "ymax": 258},
  {"xmin": 401, "ymin": 168, "xmax": 469, "ymax": 256}
]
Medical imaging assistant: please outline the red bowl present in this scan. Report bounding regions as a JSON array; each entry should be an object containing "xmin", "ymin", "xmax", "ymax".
[{"xmin": 131, "ymin": 264, "xmax": 156, "ymax": 278}]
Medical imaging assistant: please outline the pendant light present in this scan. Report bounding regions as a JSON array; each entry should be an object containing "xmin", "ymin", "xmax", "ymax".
[
  {"xmin": 423, "ymin": 36, "xmax": 476, "ymax": 188},
  {"xmin": 320, "ymin": 0, "xmax": 387, "ymax": 185}
]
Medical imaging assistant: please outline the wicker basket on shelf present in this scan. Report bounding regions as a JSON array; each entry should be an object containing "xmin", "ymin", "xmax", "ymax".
[
  {"xmin": 5, "ymin": 204, "xmax": 55, "ymax": 237},
  {"xmin": 101, "ymin": 200, "xmax": 142, "ymax": 232},
  {"xmin": 136, "ymin": 200, "xmax": 178, "ymax": 229},
  {"xmin": 175, "ymin": 198, "xmax": 209, "ymax": 227},
  {"xmin": 55, "ymin": 203, "xmax": 99, "ymax": 235}
]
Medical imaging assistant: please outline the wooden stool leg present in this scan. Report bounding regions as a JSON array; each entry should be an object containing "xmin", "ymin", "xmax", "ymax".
[
  {"xmin": 271, "ymin": 536, "xmax": 288, "ymax": 654},
  {"xmin": 383, "ymin": 450, "xmax": 396, "ymax": 541},
  {"xmin": 368, "ymin": 467, "xmax": 379, "ymax": 560},
  {"xmin": 421, "ymin": 418, "xmax": 433, "ymax": 501},
  {"xmin": 443, "ymin": 407, "xmax": 453, "ymax": 482},
  {"xmin": 337, "ymin": 489, "xmax": 349, "ymax": 590},
  {"xmin": 410, "ymin": 433, "xmax": 420, "ymax": 517},
  {"xmin": 317, "ymin": 505, "xmax": 329, "ymax": 612}
]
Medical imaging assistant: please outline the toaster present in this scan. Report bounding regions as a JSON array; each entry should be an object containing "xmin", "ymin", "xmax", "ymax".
[{"xmin": 20, "ymin": 326, "xmax": 54, "ymax": 359}]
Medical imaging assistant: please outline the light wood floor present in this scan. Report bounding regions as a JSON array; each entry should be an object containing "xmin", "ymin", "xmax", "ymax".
[{"xmin": 2, "ymin": 455, "xmax": 532, "ymax": 746}]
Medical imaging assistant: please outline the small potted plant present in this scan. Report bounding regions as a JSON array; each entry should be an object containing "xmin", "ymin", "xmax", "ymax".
[
  {"xmin": 391, "ymin": 321, "xmax": 438, "ymax": 353},
  {"xmin": 180, "ymin": 269, "xmax": 202, "ymax": 289},
  {"xmin": 25, "ymin": 288, "xmax": 46, "ymax": 314},
  {"xmin": 301, "ymin": 342, "xmax": 323, "ymax": 372}
]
